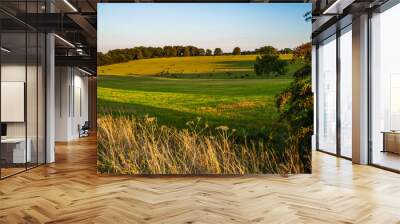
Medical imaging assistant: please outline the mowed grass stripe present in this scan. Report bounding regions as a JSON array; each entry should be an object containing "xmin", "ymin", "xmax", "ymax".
[
  {"xmin": 97, "ymin": 54, "xmax": 298, "ymax": 78},
  {"xmin": 98, "ymin": 75, "xmax": 291, "ymax": 135},
  {"xmin": 98, "ymin": 55, "xmax": 258, "ymax": 76}
]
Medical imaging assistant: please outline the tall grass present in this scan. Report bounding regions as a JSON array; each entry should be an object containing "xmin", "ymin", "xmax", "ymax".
[{"xmin": 97, "ymin": 115, "xmax": 308, "ymax": 175}]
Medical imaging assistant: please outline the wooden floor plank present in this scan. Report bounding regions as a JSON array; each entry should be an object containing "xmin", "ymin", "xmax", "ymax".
[{"xmin": 0, "ymin": 136, "xmax": 399, "ymax": 223}]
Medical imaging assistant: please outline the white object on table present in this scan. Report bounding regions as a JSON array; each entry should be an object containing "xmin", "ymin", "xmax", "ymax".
[
  {"xmin": 1, "ymin": 82, "xmax": 25, "ymax": 122},
  {"xmin": 1, "ymin": 138, "xmax": 31, "ymax": 163}
]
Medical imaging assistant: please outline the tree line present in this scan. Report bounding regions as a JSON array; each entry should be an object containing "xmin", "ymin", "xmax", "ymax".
[
  {"xmin": 97, "ymin": 44, "xmax": 303, "ymax": 66},
  {"xmin": 98, "ymin": 46, "xmax": 225, "ymax": 66},
  {"xmin": 254, "ymin": 43, "xmax": 311, "ymax": 76}
]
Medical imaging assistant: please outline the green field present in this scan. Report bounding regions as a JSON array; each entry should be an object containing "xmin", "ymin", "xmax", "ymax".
[
  {"xmin": 98, "ymin": 54, "xmax": 301, "ymax": 78},
  {"xmin": 98, "ymin": 55, "xmax": 300, "ymax": 136}
]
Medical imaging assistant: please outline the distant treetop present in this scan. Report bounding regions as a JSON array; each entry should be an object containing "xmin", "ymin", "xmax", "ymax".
[{"xmin": 97, "ymin": 44, "xmax": 306, "ymax": 66}]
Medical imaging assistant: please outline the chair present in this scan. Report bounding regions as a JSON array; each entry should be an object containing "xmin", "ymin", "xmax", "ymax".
[{"xmin": 79, "ymin": 121, "xmax": 90, "ymax": 138}]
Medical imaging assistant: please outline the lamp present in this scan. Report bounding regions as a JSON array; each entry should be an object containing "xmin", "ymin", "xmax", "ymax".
[
  {"xmin": 54, "ymin": 34, "xmax": 75, "ymax": 48},
  {"xmin": 1, "ymin": 47, "xmax": 11, "ymax": 53},
  {"xmin": 63, "ymin": 0, "xmax": 78, "ymax": 12}
]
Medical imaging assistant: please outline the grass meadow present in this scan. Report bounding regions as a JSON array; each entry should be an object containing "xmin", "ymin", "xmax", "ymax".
[
  {"xmin": 98, "ymin": 76, "xmax": 290, "ymax": 136},
  {"xmin": 98, "ymin": 115, "xmax": 306, "ymax": 175},
  {"xmin": 97, "ymin": 54, "xmax": 308, "ymax": 174},
  {"xmin": 98, "ymin": 54, "xmax": 300, "ymax": 78}
]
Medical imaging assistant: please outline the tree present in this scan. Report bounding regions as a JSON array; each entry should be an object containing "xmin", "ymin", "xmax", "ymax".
[
  {"xmin": 280, "ymin": 48, "xmax": 293, "ymax": 54},
  {"xmin": 188, "ymin": 46, "xmax": 198, "ymax": 56},
  {"xmin": 303, "ymin": 11, "xmax": 312, "ymax": 22},
  {"xmin": 292, "ymin": 42, "xmax": 311, "ymax": 61},
  {"xmin": 275, "ymin": 64, "xmax": 313, "ymax": 172},
  {"xmin": 152, "ymin": 47, "xmax": 163, "ymax": 57},
  {"xmin": 183, "ymin": 47, "xmax": 191, "ymax": 57},
  {"xmin": 255, "ymin": 46, "xmax": 278, "ymax": 55},
  {"xmin": 162, "ymin": 46, "xmax": 176, "ymax": 57},
  {"xmin": 133, "ymin": 49, "xmax": 143, "ymax": 60},
  {"xmin": 97, "ymin": 52, "xmax": 106, "ymax": 66},
  {"xmin": 198, "ymin": 48, "xmax": 205, "ymax": 56},
  {"xmin": 140, "ymin": 47, "xmax": 151, "ymax": 58},
  {"xmin": 233, "ymin": 47, "xmax": 241, "ymax": 55},
  {"xmin": 100, "ymin": 45, "xmax": 287, "ymax": 66},
  {"xmin": 254, "ymin": 46, "xmax": 287, "ymax": 76},
  {"xmin": 176, "ymin": 46, "xmax": 185, "ymax": 56},
  {"xmin": 241, "ymin": 50, "xmax": 255, "ymax": 55},
  {"xmin": 214, "ymin": 48, "xmax": 223, "ymax": 56}
]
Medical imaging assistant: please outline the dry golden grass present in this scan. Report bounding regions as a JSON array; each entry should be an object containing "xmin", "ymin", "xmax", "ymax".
[
  {"xmin": 97, "ymin": 115, "xmax": 308, "ymax": 175},
  {"xmin": 98, "ymin": 55, "xmax": 259, "ymax": 76}
]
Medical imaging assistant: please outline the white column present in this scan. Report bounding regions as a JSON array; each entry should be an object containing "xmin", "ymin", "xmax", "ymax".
[
  {"xmin": 46, "ymin": 33, "xmax": 55, "ymax": 163},
  {"xmin": 352, "ymin": 14, "xmax": 369, "ymax": 164},
  {"xmin": 312, "ymin": 45, "xmax": 317, "ymax": 151},
  {"xmin": 55, "ymin": 67, "xmax": 74, "ymax": 141}
]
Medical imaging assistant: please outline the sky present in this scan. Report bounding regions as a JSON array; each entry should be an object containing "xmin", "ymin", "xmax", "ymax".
[{"xmin": 98, "ymin": 3, "xmax": 311, "ymax": 53}]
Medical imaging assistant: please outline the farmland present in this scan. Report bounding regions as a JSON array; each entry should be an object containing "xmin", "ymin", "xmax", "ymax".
[
  {"xmin": 98, "ymin": 54, "xmax": 301, "ymax": 79},
  {"xmin": 96, "ymin": 3, "xmax": 312, "ymax": 174},
  {"xmin": 98, "ymin": 55, "xmax": 301, "ymax": 136},
  {"xmin": 97, "ymin": 54, "xmax": 311, "ymax": 174}
]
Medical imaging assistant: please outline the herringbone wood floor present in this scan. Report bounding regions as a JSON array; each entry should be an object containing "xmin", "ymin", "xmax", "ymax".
[{"xmin": 1, "ymin": 136, "xmax": 400, "ymax": 224}]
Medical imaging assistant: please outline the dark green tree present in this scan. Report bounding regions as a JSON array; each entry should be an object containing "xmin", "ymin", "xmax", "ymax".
[
  {"xmin": 134, "ymin": 49, "xmax": 143, "ymax": 60},
  {"xmin": 198, "ymin": 48, "xmax": 205, "ymax": 56},
  {"xmin": 163, "ymin": 46, "xmax": 176, "ymax": 57},
  {"xmin": 275, "ymin": 64, "xmax": 313, "ymax": 172},
  {"xmin": 188, "ymin": 46, "xmax": 198, "ymax": 56},
  {"xmin": 280, "ymin": 48, "xmax": 293, "ymax": 54},
  {"xmin": 303, "ymin": 11, "xmax": 312, "ymax": 22},
  {"xmin": 214, "ymin": 48, "xmax": 223, "ymax": 56},
  {"xmin": 255, "ymin": 46, "xmax": 278, "ymax": 55},
  {"xmin": 254, "ymin": 47, "xmax": 287, "ymax": 76},
  {"xmin": 292, "ymin": 42, "xmax": 311, "ymax": 61},
  {"xmin": 206, "ymin": 49, "xmax": 212, "ymax": 56},
  {"xmin": 97, "ymin": 52, "xmax": 107, "ymax": 66},
  {"xmin": 150, "ymin": 47, "xmax": 162, "ymax": 57},
  {"xmin": 183, "ymin": 47, "xmax": 191, "ymax": 57},
  {"xmin": 233, "ymin": 47, "xmax": 241, "ymax": 55},
  {"xmin": 140, "ymin": 47, "xmax": 151, "ymax": 58}
]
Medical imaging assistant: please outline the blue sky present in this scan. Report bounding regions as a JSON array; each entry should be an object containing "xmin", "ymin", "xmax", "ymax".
[{"xmin": 98, "ymin": 3, "xmax": 311, "ymax": 53}]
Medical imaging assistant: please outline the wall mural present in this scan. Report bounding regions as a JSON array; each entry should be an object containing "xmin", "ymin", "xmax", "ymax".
[{"xmin": 97, "ymin": 3, "xmax": 312, "ymax": 174}]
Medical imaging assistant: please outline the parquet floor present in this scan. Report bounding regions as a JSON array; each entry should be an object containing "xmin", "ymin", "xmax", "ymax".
[{"xmin": 0, "ymin": 136, "xmax": 400, "ymax": 223}]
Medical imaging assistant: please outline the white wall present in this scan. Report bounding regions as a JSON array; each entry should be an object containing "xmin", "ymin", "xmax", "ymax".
[
  {"xmin": 0, "ymin": 65, "xmax": 39, "ymax": 137},
  {"xmin": 55, "ymin": 67, "xmax": 70, "ymax": 141},
  {"xmin": 55, "ymin": 67, "xmax": 89, "ymax": 141},
  {"xmin": 1, "ymin": 82, "xmax": 25, "ymax": 122},
  {"xmin": 339, "ymin": 27, "xmax": 353, "ymax": 158},
  {"xmin": 317, "ymin": 36, "xmax": 337, "ymax": 154},
  {"xmin": 1, "ymin": 63, "xmax": 46, "ymax": 164},
  {"xmin": 370, "ymin": 4, "xmax": 400, "ymax": 163},
  {"xmin": 352, "ymin": 14, "xmax": 369, "ymax": 164},
  {"xmin": 71, "ymin": 72, "xmax": 89, "ymax": 138},
  {"xmin": 1, "ymin": 64, "xmax": 26, "ymax": 139},
  {"xmin": 312, "ymin": 45, "xmax": 317, "ymax": 151}
]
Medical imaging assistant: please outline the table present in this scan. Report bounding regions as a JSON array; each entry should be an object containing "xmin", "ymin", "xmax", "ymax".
[
  {"xmin": 381, "ymin": 131, "xmax": 400, "ymax": 154},
  {"xmin": 1, "ymin": 138, "xmax": 31, "ymax": 164}
]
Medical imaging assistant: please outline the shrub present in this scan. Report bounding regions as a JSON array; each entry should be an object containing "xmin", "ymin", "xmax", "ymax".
[
  {"xmin": 275, "ymin": 64, "xmax": 313, "ymax": 172},
  {"xmin": 254, "ymin": 48, "xmax": 288, "ymax": 76}
]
